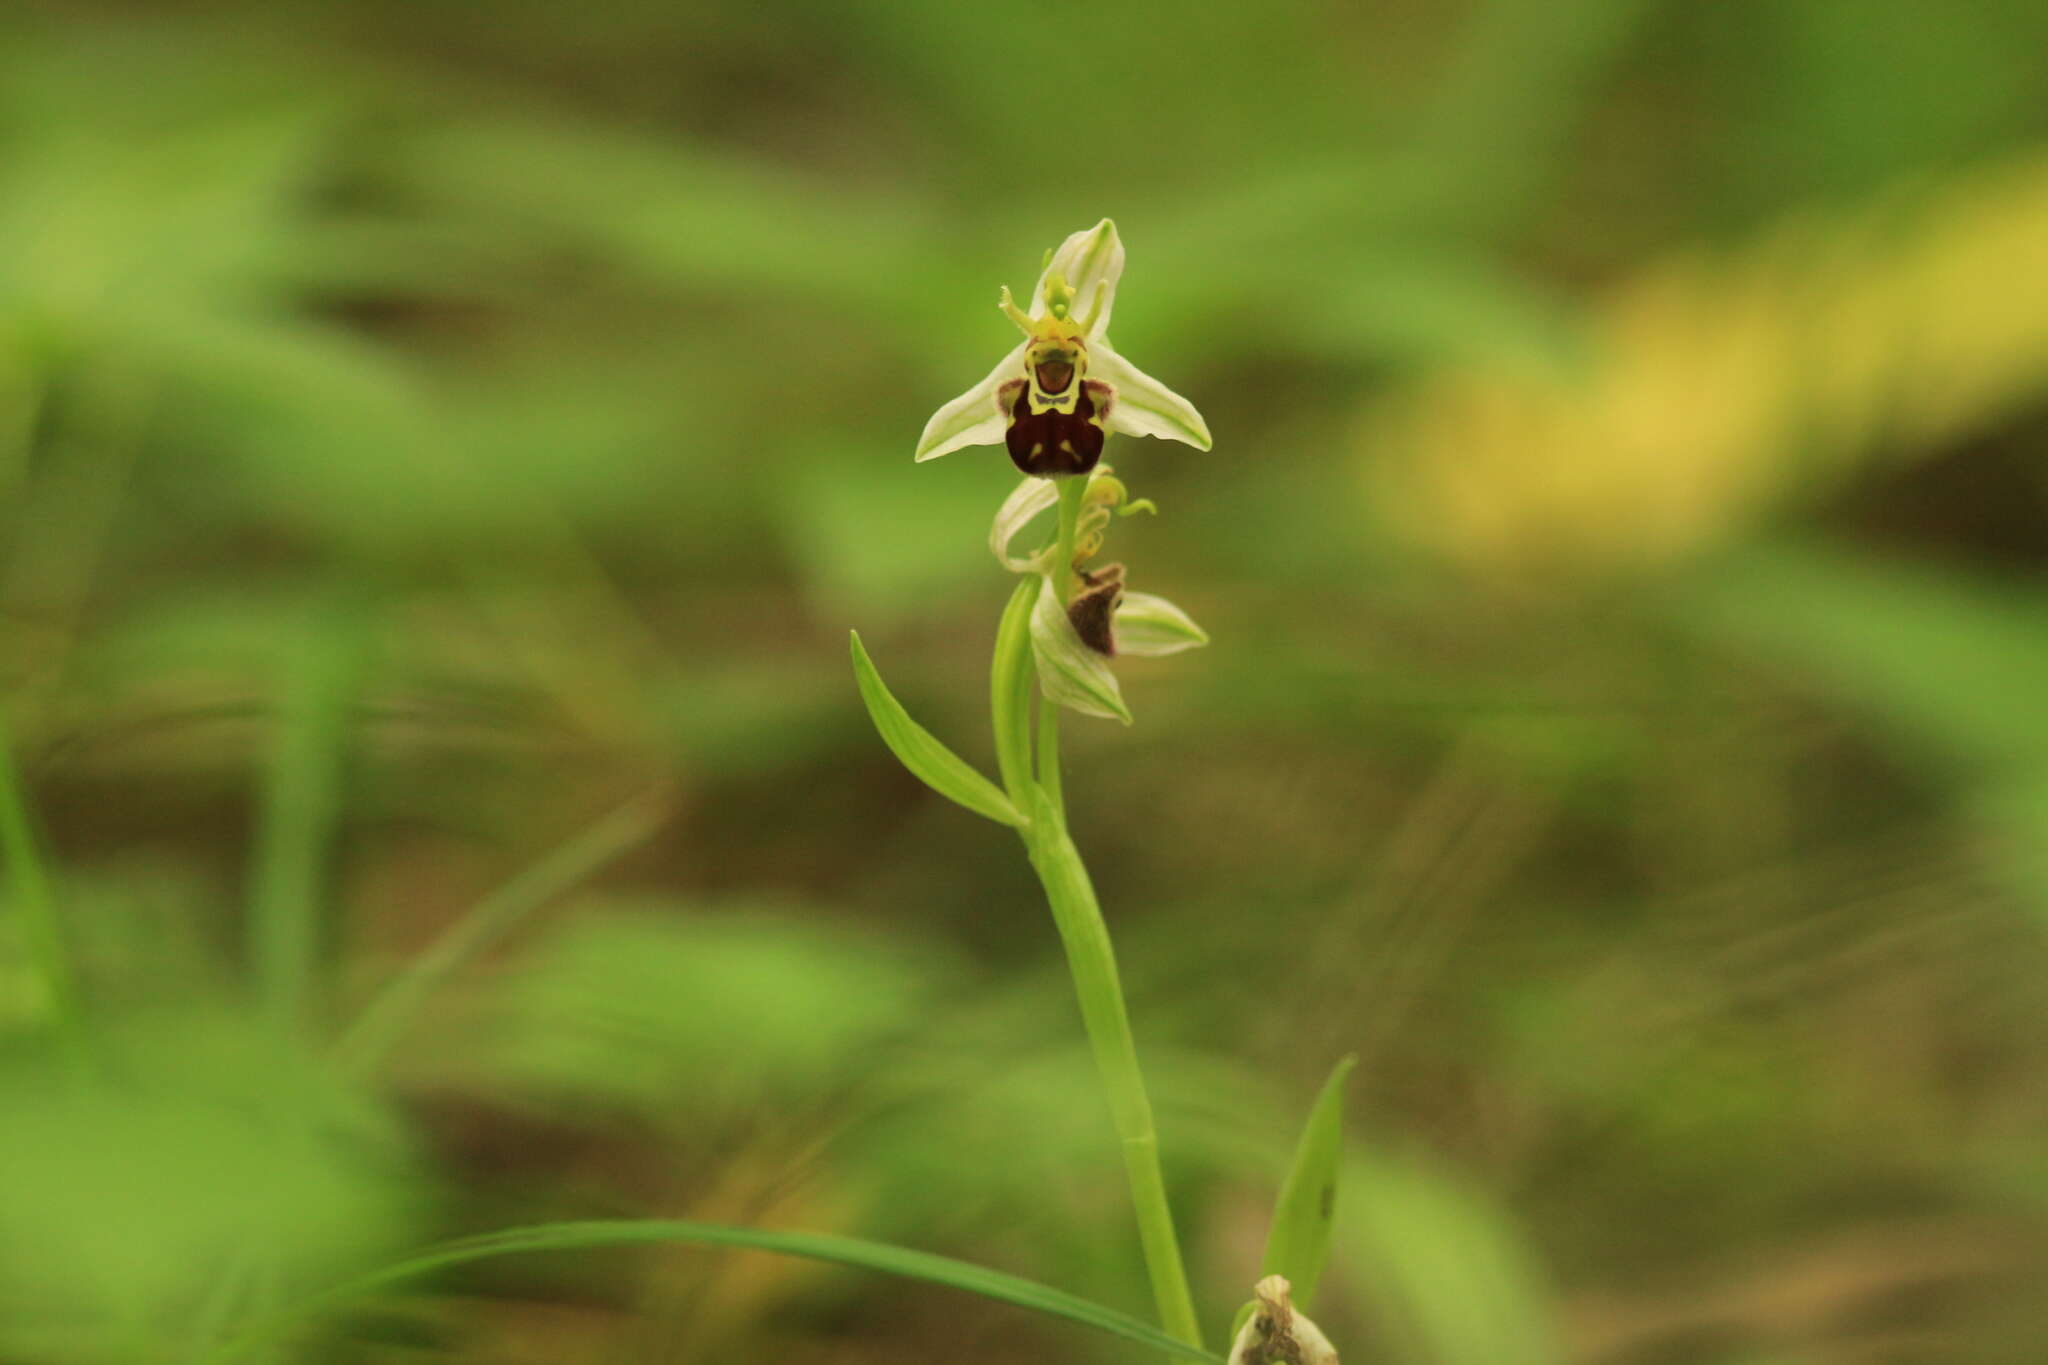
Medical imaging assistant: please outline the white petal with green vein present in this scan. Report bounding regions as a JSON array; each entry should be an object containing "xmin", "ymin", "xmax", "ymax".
[
  {"xmin": 1115, "ymin": 592, "xmax": 1209, "ymax": 657},
  {"xmin": 1093, "ymin": 340, "xmax": 1212, "ymax": 449},
  {"xmin": 915, "ymin": 341, "xmax": 1025, "ymax": 461},
  {"xmin": 1031, "ymin": 219, "xmax": 1125, "ymax": 335},
  {"xmin": 1030, "ymin": 577, "xmax": 1131, "ymax": 724}
]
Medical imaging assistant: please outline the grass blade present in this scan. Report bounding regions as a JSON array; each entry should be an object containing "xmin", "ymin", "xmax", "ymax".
[
  {"xmin": 850, "ymin": 630, "xmax": 1022, "ymax": 826},
  {"xmin": 249, "ymin": 606, "xmax": 368, "ymax": 1039},
  {"xmin": 1260, "ymin": 1054, "xmax": 1356, "ymax": 1311},
  {"xmin": 194, "ymin": 1219, "xmax": 1225, "ymax": 1365},
  {"xmin": 332, "ymin": 790, "xmax": 670, "ymax": 1079},
  {"xmin": 0, "ymin": 707, "xmax": 92, "ymax": 1070}
]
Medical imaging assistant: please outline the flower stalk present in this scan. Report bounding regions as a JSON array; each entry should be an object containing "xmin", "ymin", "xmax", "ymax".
[
  {"xmin": 1021, "ymin": 784, "xmax": 1202, "ymax": 1348},
  {"xmin": 979, "ymin": 472, "xmax": 1201, "ymax": 1345},
  {"xmin": 1035, "ymin": 475, "xmax": 1088, "ymax": 818}
]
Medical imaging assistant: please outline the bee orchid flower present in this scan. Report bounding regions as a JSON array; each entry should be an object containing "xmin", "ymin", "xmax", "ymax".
[
  {"xmin": 915, "ymin": 219, "xmax": 1212, "ymax": 475},
  {"xmin": 990, "ymin": 465, "xmax": 1208, "ymax": 725}
]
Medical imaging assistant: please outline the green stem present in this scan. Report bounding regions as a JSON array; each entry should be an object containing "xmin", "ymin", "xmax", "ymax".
[
  {"xmin": 1035, "ymin": 476, "xmax": 1088, "ymax": 821},
  {"xmin": 1050, "ymin": 475, "xmax": 1087, "ymax": 604},
  {"xmin": 987, "ymin": 470, "xmax": 1201, "ymax": 1350},
  {"xmin": 1035, "ymin": 694, "xmax": 1064, "ymax": 819},
  {"xmin": 0, "ymin": 707, "xmax": 92, "ymax": 1070},
  {"xmin": 1023, "ymin": 789, "xmax": 1202, "ymax": 1350}
]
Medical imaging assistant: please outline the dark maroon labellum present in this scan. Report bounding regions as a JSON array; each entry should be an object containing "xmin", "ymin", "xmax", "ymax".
[
  {"xmin": 1004, "ymin": 381, "xmax": 1107, "ymax": 477},
  {"xmin": 1066, "ymin": 563, "xmax": 1125, "ymax": 655}
]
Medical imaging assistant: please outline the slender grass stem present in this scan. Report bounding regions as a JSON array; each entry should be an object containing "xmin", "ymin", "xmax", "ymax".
[
  {"xmin": 193, "ymin": 1219, "xmax": 1221, "ymax": 1365},
  {"xmin": 0, "ymin": 707, "xmax": 92, "ymax": 1070},
  {"xmin": 333, "ymin": 790, "xmax": 669, "ymax": 1079},
  {"xmin": 249, "ymin": 606, "xmax": 367, "ymax": 1040}
]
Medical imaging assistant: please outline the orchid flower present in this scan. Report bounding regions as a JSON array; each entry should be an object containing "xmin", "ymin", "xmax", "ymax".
[
  {"xmin": 914, "ymin": 219, "xmax": 1212, "ymax": 475},
  {"xmin": 856, "ymin": 221, "xmax": 1345, "ymax": 1363},
  {"xmin": 989, "ymin": 465, "xmax": 1207, "ymax": 724}
]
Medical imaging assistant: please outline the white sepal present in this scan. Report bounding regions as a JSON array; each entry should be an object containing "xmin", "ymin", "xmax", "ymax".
[
  {"xmin": 915, "ymin": 341, "xmax": 1025, "ymax": 462},
  {"xmin": 1029, "ymin": 576, "xmax": 1132, "ymax": 724},
  {"xmin": 1031, "ymin": 218, "xmax": 1125, "ymax": 336},
  {"xmin": 1114, "ymin": 591, "xmax": 1209, "ymax": 657},
  {"xmin": 1227, "ymin": 1276, "xmax": 1339, "ymax": 1365},
  {"xmin": 990, "ymin": 476, "xmax": 1060, "ymax": 573},
  {"xmin": 1092, "ymin": 339, "xmax": 1213, "ymax": 450}
]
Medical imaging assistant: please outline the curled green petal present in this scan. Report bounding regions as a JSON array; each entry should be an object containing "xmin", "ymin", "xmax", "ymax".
[
  {"xmin": 849, "ymin": 632, "xmax": 1024, "ymax": 825},
  {"xmin": 991, "ymin": 475, "xmax": 1060, "ymax": 573},
  {"xmin": 1029, "ymin": 577, "xmax": 1131, "ymax": 724}
]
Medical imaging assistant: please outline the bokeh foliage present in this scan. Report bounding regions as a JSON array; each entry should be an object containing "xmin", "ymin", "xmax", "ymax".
[{"xmin": 3, "ymin": 1, "xmax": 2048, "ymax": 1361}]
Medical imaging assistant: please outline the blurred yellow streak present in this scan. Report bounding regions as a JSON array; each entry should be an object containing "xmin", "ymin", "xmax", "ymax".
[{"xmin": 1365, "ymin": 152, "xmax": 2048, "ymax": 576}]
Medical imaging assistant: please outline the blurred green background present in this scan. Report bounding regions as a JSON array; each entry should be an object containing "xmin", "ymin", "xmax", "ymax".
[{"xmin": 4, "ymin": 1, "xmax": 2048, "ymax": 1361}]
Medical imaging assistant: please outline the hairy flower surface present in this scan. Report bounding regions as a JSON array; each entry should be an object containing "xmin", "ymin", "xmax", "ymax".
[{"xmin": 915, "ymin": 219, "xmax": 1211, "ymax": 475}]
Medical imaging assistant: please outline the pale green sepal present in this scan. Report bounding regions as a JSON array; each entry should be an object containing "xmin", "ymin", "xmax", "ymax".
[
  {"xmin": 991, "ymin": 476, "xmax": 1059, "ymax": 573},
  {"xmin": 1031, "ymin": 219, "xmax": 1125, "ymax": 337},
  {"xmin": 1258, "ymin": 1054, "xmax": 1357, "ymax": 1312},
  {"xmin": 1093, "ymin": 339, "xmax": 1213, "ymax": 450},
  {"xmin": 1115, "ymin": 592, "xmax": 1209, "ymax": 657},
  {"xmin": 849, "ymin": 632, "xmax": 1024, "ymax": 826},
  {"xmin": 1029, "ymin": 578, "xmax": 1131, "ymax": 724},
  {"xmin": 915, "ymin": 342, "xmax": 1025, "ymax": 461}
]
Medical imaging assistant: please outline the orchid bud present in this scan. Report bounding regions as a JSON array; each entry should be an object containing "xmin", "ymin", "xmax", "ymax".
[{"xmin": 1227, "ymin": 1276, "xmax": 1340, "ymax": 1365}]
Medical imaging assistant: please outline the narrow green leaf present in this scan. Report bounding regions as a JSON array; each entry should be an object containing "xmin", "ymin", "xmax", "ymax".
[
  {"xmin": 850, "ymin": 632, "xmax": 1023, "ymax": 827},
  {"xmin": 195, "ymin": 1219, "xmax": 1224, "ymax": 1365},
  {"xmin": 1260, "ymin": 1053, "xmax": 1357, "ymax": 1311}
]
